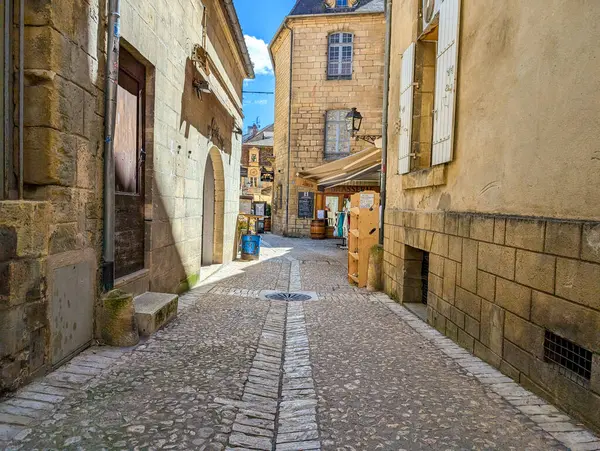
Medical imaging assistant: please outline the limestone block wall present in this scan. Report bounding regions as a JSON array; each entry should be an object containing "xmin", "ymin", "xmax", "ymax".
[
  {"xmin": 0, "ymin": 0, "xmax": 105, "ymax": 392},
  {"xmin": 271, "ymin": 13, "xmax": 385, "ymax": 236},
  {"xmin": 119, "ymin": 0, "xmax": 246, "ymax": 292},
  {"xmin": 382, "ymin": 209, "xmax": 600, "ymax": 431},
  {"xmin": 0, "ymin": 202, "xmax": 50, "ymax": 393}
]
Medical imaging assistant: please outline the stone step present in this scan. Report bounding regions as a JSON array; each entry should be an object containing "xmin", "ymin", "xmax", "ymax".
[{"xmin": 133, "ymin": 292, "xmax": 179, "ymax": 337}]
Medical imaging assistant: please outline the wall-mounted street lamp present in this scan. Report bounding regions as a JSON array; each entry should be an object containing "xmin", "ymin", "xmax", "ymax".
[
  {"xmin": 346, "ymin": 107, "xmax": 381, "ymax": 146},
  {"xmin": 346, "ymin": 107, "xmax": 363, "ymax": 135}
]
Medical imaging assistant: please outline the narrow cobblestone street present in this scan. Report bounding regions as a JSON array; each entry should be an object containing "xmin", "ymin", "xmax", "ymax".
[{"xmin": 1, "ymin": 236, "xmax": 598, "ymax": 450}]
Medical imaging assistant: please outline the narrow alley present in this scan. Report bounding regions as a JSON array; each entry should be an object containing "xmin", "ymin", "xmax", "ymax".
[{"xmin": 1, "ymin": 236, "xmax": 594, "ymax": 450}]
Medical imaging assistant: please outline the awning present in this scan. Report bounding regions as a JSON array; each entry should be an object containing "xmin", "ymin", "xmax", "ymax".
[{"xmin": 297, "ymin": 146, "xmax": 381, "ymax": 188}]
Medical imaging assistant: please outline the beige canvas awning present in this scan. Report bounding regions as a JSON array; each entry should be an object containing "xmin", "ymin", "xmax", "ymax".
[{"xmin": 297, "ymin": 146, "xmax": 381, "ymax": 187}]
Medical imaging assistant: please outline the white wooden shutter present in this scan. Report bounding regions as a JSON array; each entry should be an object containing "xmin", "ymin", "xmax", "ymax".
[
  {"xmin": 398, "ymin": 42, "xmax": 416, "ymax": 175},
  {"xmin": 432, "ymin": 0, "xmax": 460, "ymax": 166}
]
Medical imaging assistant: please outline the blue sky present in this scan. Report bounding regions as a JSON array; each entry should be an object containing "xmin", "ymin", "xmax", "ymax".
[{"xmin": 234, "ymin": 0, "xmax": 296, "ymax": 131}]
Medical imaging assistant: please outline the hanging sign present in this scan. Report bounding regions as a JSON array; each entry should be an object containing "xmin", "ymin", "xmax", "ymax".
[{"xmin": 298, "ymin": 192, "xmax": 315, "ymax": 219}]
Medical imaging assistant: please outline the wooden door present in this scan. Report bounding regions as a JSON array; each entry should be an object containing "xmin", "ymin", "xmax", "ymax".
[{"xmin": 114, "ymin": 48, "xmax": 145, "ymax": 279}]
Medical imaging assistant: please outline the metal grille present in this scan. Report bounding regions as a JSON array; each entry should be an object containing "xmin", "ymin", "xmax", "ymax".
[
  {"xmin": 544, "ymin": 331, "xmax": 592, "ymax": 386},
  {"xmin": 265, "ymin": 292, "xmax": 313, "ymax": 302}
]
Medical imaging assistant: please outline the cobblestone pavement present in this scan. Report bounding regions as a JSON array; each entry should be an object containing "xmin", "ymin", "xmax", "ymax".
[{"xmin": 1, "ymin": 235, "xmax": 599, "ymax": 450}]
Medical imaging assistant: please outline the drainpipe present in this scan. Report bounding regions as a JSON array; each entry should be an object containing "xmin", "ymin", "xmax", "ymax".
[
  {"xmin": 102, "ymin": 0, "xmax": 121, "ymax": 291},
  {"xmin": 18, "ymin": 0, "xmax": 24, "ymax": 199},
  {"xmin": 2, "ymin": 0, "xmax": 11, "ymax": 199},
  {"xmin": 379, "ymin": 0, "xmax": 393, "ymax": 245},
  {"xmin": 284, "ymin": 23, "xmax": 294, "ymax": 236}
]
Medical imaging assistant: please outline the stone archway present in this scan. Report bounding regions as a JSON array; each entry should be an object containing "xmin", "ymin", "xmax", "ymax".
[{"xmin": 202, "ymin": 147, "xmax": 225, "ymax": 265}]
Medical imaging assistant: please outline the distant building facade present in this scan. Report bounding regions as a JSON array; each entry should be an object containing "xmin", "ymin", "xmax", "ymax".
[
  {"xmin": 0, "ymin": 0, "xmax": 252, "ymax": 393},
  {"xmin": 241, "ymin": 124, "xmax": 274, "ymax": 205},
  {"xmin": 269, "ymin": 0, "xmax": 386, "ymax": 236},
  {"xmin": 382, "ymin": 0, "xmax": 600, "ymax": 431}
]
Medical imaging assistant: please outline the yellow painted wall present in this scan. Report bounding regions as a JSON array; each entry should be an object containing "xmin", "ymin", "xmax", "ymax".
[{"xmin": 386, "ymin": 0, "xmax": 600, "ymax": 221}]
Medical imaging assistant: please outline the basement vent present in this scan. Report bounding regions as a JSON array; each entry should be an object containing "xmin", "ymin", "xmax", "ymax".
[
  {"xmin": 544, "ymin": 331, "xmax": 592, "ymax": 386},
  {"xmin": 265, "ymin": 292, "xmax": 313, "ymax": 302}
]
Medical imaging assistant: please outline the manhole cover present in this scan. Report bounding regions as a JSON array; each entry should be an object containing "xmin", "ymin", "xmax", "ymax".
[{"xmin": 265, "ymin": 292, "xmax": 313, "ymax": 302}]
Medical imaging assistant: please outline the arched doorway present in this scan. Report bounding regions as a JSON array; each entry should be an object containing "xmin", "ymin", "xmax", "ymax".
[{"xmin": 202, "ymin": 147, "xmax": 225, "ymax": 266}]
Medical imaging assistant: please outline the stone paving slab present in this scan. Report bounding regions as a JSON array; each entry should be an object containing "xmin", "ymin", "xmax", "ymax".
[{"xmin": 1, "ymin": 235, "xmax": 598, "ymax": 451}]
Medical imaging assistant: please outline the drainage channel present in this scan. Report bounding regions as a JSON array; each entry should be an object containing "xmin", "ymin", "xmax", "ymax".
[{"xmin": 218, "ymin": 255, "xmax": 321, "ymax": 451}]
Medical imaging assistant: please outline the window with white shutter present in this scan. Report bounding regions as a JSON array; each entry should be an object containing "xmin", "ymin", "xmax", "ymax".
[
  {"xmin": 432, "ymin": 0, "xmax": 461, "ymax": 166},
  {"xmin": 328, "ymin": 33, "xmax": 353, "ymax": 80},
  {"xmin": 398, "ymin": 42, "xmax": 416, "ymax": 175},
  {"xmin": 324, "ymin": 109, "xmax": 352, "ymax": 158}
]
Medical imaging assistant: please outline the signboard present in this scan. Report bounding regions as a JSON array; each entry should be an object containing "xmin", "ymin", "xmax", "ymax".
[
  {"xmin": 254, "ymin": 202, "xmax": 266, "ymax": 216},
  {"xmin": 360, "ymin": 193, "xmax": 375, "ymax": 209},
  {"xmin": 240, "ymin": 198, "xmax": 252, "ymax": 215},
  {"xmin": 298, "ymin": 192, "xmax": 315, "ymax": 219},
  {"xmin": 295, "ymin": 177, "xmax": 318, "ymax": 190}
]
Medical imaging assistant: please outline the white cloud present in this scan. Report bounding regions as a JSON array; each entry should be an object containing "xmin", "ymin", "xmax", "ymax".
[
  {"xmin": 244, "ymin": 35, "xmax": 273, "ymax": 75},
  {"xmin": 254, "ymin": 99, "xmax": 268, "ymax": 105}
]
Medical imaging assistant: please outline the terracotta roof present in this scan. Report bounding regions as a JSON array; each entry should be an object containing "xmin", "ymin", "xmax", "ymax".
[{"xmin": 290, "ymin": 0, "xmax": 384, "ymax": 16}]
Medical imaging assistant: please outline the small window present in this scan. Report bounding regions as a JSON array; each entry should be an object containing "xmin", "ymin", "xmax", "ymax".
[
  {"xmin": 328, "ymin": 32, "xmax": 353, "ymax": 80},
  {"xmin": 336, "ymin": 0, "xmax": 348, "ymax": 6},
  {"xmin": 324, "ymin": 109, "xmax": 352, "ymax": 158}
]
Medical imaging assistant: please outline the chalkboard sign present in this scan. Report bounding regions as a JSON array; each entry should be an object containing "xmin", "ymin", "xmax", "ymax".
[{"xmin": 298, "ymin": 192, "xmax": 315, "ymax": 219}]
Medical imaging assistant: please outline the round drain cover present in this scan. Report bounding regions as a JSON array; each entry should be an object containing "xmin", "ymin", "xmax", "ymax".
[{"xmin": 265, "ymin": 292, "xmax": 313, "ymax": 302}]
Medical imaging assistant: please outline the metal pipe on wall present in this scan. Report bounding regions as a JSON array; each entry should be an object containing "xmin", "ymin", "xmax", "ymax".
[
  {"xmin": 379, "ymin": 0, "xmax": 393, "ymax": 245},
  {"xmin": 1, "ymin": 0, "xmax": 11, "ymax": 200},
  {"xmin": 102, "ymin": 0, "xmax": 121, "ymax": 291},
  {"xmin": 18, "ymin": 0, "xmax": 24, "ymax": 199},
  {"xmin": 284, "ymin": 23, "xmax": 293, "ymax": 236}
]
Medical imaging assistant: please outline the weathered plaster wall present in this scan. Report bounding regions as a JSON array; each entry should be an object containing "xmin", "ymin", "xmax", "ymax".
[
  {"xmin": 386, "ymin": 0, "xmax": 600, "ymax": 220},
  {"xmin": 272, "ymin": 13, "xmax": 386, "ymax": 236}
]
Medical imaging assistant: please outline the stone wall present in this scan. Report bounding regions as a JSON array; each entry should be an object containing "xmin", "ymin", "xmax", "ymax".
[
  {"xmin": 271, "ymin": 13, "xmax": 385, "ymax": 236},
  {"xmin": 119, "ymin": 0, "xmax": 246, "ymax": 292},
  {"xmin": 383, "ymin": 209, "xmax": 600, "ymax": 431},
  {"xmin": 0, "ymin": 202, "xmax": 50, "ymax": 393},
  {"xmin": 0, "ymin": 0, "xmax": 248, "ymax": 393},
  {"xmin": 0, "ymin": 0, "xmax": 106, "ymax": 391}
]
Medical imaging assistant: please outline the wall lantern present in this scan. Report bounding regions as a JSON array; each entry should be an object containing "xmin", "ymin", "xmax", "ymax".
[{"xmin": 346, "ymin": 107, "xmax": 363, "ymax": 135}]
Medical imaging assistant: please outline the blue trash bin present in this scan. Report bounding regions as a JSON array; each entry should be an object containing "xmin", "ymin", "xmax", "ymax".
[{"xmin": 241, "ymin": 234, "xmax": 261, "ymax": 261}]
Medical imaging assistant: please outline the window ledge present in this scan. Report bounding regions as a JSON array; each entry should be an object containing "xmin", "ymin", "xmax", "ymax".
[{"xmin": 402, "ymin": 164, "xmax": 447, "ymax": 190}]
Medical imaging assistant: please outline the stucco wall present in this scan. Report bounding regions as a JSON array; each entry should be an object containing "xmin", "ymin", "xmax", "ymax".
[
  {"xmin": 271, "ymin": 13, "xmax": 386, "ymax": 236},
  {"xmin": 386, "ymin": 0, "xmax": 600, "ymax": 220}
]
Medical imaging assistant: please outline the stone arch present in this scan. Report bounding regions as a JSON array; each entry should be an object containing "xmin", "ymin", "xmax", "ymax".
[{"xmin": 202, "ymin": 146, "xmax": 225, "ymax": 265}]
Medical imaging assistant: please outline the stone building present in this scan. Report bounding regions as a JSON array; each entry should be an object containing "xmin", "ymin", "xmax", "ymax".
[
  {"xmin": 241, "ymin": 124, "xmax": 274, "ymax": 205},
  {"xmin": 0, "ymin": 0, "xmax": 252, "ymax": 393},
  {"xmin": 269, "ymin": 0, "xmax": 386, "ymax": 237},
  {"xmin": 382, "ymin": 0, "xmax": 600, "ymax": 430}
]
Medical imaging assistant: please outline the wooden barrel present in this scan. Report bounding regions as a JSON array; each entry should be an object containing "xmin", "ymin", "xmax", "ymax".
[
  {"xmin": 310, "ymin": 220, "xmax": 326, "ymax": 240},
  {"xmin": 264, "ymin": 217, "xmax": 272, "ymax": 232},
  {"xmin": 326, "ymin": 226, "xmax": 335, "ymax": 239}
]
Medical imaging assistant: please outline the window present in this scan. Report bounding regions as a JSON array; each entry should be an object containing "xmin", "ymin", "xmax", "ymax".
[
  {"xmin": 324, "ymin": 109, "xmax": 352, "ymax": 158},
  {"xmin": 336, "ymin": 0, "xmax": 348, "ymax": 6},
  {"xmin": 328, "ymin": 32, "xmax": 353, "ymax": 80},
  {"xmin": 398, "ymin": 0, "xmax": 460, "ymax": 174}
]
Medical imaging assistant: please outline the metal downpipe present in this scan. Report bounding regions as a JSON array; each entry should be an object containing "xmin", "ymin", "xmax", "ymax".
[
  {"xmin": 102, "ymin": 0, "xmax": 121, "ymax": 291},
  {"xmin": 18, "ymin": 0, "xmax": 24, "ymax": 199},
  {"xmin": 379, "ymin": 0, "xmax": 393, "ymax": 245},
  {"xmin": 284, "ymin": 23, "xmax": 293, "ymax": 236}
]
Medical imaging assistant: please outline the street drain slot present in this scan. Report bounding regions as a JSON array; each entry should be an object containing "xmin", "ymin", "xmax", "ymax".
[{"xmin": 265, "ymin": 292, "xmax": 313, "ymax": 302}]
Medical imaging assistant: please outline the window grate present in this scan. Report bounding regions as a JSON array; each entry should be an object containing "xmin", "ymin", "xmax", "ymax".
[{"xmin": 544, "ymin": 331, "xmax": 592, "ymax": 386}]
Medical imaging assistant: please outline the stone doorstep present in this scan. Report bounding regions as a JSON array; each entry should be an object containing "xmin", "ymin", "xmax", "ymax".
[{"xmin": 134, "ymin": 292, "xmax": 179, "ymax": 337}]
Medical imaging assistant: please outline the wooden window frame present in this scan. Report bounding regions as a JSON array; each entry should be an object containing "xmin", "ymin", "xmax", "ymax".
[
  {"xmin": 327, "ymin": 32, "xmax": 353, "ymax": 80},
  {"xmin": 324, "ymin": 109, "xmax": 352, "ymax": 159},
  {"xmin": 115, "ymin": 48, "xmax": 145, "ymax": 196}
]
